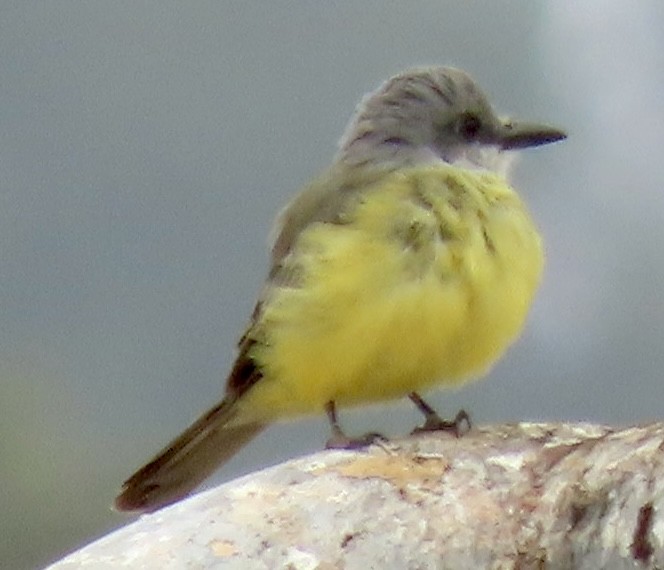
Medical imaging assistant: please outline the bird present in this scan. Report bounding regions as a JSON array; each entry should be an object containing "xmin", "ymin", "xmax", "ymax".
[{"xmin": 115, "ymin": 66, "xmax": 566, "ymax": 513}]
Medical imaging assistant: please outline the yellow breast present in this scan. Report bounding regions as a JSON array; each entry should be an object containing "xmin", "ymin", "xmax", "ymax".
[{"xmin": 242, "ymin": 164, "xmax": 543, "ymax": 421}]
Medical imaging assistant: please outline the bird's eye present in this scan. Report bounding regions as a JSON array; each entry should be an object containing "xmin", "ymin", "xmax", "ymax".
[{"xmin": 457, "ymin": 113, "xmax": 482, "ymax": 141}]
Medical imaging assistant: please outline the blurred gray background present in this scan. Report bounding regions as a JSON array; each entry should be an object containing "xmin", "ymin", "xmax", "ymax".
[{"xmin": 2, "ymin": 2, "xmax": 663, "ymax": 568}]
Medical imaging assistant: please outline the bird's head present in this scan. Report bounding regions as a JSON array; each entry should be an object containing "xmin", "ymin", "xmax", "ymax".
[{"xmin": 338, "ymin": 66, "xmax": 566, "ymax": 174}]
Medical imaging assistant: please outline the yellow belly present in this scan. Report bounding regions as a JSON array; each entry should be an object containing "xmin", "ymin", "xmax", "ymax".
[{"xmin": 240, "ymin": 164, "xmax": 543, "ymax": 421}]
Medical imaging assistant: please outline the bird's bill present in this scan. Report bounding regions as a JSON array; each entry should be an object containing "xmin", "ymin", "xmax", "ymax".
[{"xmin": 496, "ymin": 120, "xmax": 567, "ymax": 150}]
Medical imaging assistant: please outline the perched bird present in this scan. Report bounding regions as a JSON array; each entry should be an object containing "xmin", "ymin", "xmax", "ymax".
[{"xmin": 115, "ymin": 66, "xmax": 566, "ymax": 513}]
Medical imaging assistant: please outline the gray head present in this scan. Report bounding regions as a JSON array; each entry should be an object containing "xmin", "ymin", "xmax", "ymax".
[{"xmin": 337, "ymin": 66, "xmax": 565, "ymax": 172}]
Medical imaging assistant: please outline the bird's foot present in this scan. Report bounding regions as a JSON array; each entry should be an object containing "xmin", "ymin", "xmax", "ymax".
[
  {"xmin": 324, "ymin": 400, "xmax": 387, "ymax": 450},
  {"xmin": 411, "ymin": 409, "xmax": 471, "ymax": 438},
  {"xmin": 325, "ymin": 430, "xmax": 387, "ymax": 450}
]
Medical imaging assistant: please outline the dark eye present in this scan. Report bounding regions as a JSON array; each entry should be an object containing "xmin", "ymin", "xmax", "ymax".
[{"xmin": 457, "ymin": 112, "xmax": 482, "ymax": 141}]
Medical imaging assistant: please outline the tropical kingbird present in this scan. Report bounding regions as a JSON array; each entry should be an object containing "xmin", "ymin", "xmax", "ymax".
[{"xmin": 116, "ymin": 66, "xmax": 565, "ymax": 512}]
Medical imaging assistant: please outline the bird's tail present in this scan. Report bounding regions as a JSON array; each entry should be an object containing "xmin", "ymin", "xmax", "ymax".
[{"xmin": 115, "ymin": 397, "xmax": 266, "ymax": 513}]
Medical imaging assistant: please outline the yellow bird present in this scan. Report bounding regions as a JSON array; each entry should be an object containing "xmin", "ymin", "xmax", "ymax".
[{"xmin": 116, "ymin": 66, "xmax": 565, "ymax": 512}]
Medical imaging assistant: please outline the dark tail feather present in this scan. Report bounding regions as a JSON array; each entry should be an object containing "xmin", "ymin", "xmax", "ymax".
[{"xmin": 115, "ymin": 397, "xmax": 266, "ymax": 513}]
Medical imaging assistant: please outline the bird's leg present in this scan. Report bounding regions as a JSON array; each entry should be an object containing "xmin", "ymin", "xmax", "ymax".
[
  {"xmin": 324, "ymin": 401, "xmax": 385, "ymax": 449},
  {"xmin": 408, "ymin": 392, "xmax": 471, "ymax": 437}
]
